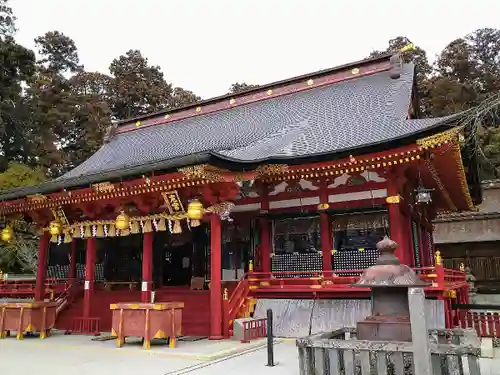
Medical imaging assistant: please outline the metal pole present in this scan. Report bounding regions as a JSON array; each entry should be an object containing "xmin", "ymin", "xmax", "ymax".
[{"xmin": 266, "ymin": 308, "xmax": 275, "ymax": 367}]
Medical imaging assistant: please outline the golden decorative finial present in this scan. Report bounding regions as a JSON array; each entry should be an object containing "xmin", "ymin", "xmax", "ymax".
[
  {"xmin": 248, "ymin": 260, "xmax": 253, "ymax": 273},
  {"xmin": 400, "ymin": 43, "xmax": 414, "ymax": 53},
  {"xmin": 223, "ymin": 288, "xmax": 229, "ymax": 300},
  {"xmin": 459, "ymin": 263, "xmax": 465, "ymax": 272},
  {"xmin": 435, "ymin": 251, "xmax": 442, "ymax": 266},
  {"xmin": 0, "ymin": 269, "xmax": 3, "ymax": 281}
]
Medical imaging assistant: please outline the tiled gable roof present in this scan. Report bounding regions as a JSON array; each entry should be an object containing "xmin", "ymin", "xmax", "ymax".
[
  {"xmin": 0, "ymin": 59, "xmax": 461, "ymax": 200},
  {"xmin": 62, "ymin": 63, "xmax": 446, "ymax": 178}
]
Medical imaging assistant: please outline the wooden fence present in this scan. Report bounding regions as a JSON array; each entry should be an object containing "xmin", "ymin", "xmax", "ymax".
[
  {"xmin": 297, "ymin": 288, "xmax": 482, "ymax": 375},
  {"xmin": 241, "ymin": 318, "xmax": 267, "ymax": 343},
  {"xmin": 297, "ymin": 328, "xmax": 481, "ymax": 375},
  {"xmin": 454, "ymin": 303, "xmax": 500, "ymax": 338}
]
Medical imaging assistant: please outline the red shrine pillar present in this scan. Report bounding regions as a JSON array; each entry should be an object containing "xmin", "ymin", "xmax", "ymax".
[
  {"xmin": 259, "ymin": 186, "xmax": 271, "ymax": 273},
  {"xmin": 387, "ymin": 171, "xmax": 410, "ymax": 265},
  {"xmin": 319, "ymin": 181, "xmax": 332, "ymax": 272},
  {"xmin": 141, "ymin": 232, "xmax": 153, "ymax": 303},
  {"xmin": 259, "ymin": 218, "xmax": 271, "ymax": 273},
  {"xmin": 83, "ymin": 237, "xmax": 97, "ymax": 317},
  {"xmin": 209, "ymin": 214, "xmax": 223, "ymax": 340},
  {"xmin": 34, "ymin": 232, "xmax": 50, "ymax": 301},
  {"xmin": 68, "ymin": 240, "xmax": 77, "ymax": 285}
]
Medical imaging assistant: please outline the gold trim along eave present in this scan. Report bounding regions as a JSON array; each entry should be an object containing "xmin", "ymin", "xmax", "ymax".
[
  {"xmin": 0, "ymin": 144, "xmax": 428, "ymax": 215},
  {"xmin": 451, "ymin": 143, "xmax": 476, "ymax": 211},
  {"xmin": 417, "ymin": 126, "xmax": 463, "ymax": 149}
]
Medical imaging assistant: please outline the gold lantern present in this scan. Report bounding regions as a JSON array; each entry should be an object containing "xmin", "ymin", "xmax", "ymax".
[
  {"xmin": 49, "ymin": 220, "xmax": 63, "ymax": 236},
  {"xmin": 1, "ymin": 226, "xmax": 13, "ymax": 242},
  {"xmin": 186, "ymin": 199, "xmax": 204, "ymax": 227},
  {"xmin": 187, "ymin": 199, "xmax": 203, "ymax": 228},
  {"xmin": 115, "ymin": 211, "xmax": 130, "ymax": 231}
]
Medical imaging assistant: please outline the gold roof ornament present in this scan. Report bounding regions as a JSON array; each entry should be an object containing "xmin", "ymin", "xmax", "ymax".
[{"xmin": 400, "ymin": 43, "xmax": 414, "ymax": 53}]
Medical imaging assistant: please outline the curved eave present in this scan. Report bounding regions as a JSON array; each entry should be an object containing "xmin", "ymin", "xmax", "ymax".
[
  {"xmin": 208, "ymin": 115, "xmax": 466, "ymax": 170},
  {"xmin": 0, "ymin": 154, "xmax": 210, "ymax": 201}
]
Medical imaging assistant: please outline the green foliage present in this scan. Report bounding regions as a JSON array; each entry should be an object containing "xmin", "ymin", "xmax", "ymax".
[
  {"xmin": 35, "ymin": 30, "xmax": 82, "ymax": 73},
  {"xmin": 370, "ymin": 36, "xmax": 432, "ymax": 84},
  {"xmin": 0, "ymin": 220, "xmax": 39, "ymax": 274},
  {"xmin": 0, "ymin": 162, "xmax": 45, "ymax": 192},
  {"xmin": 371, "ymin": 31, "xmax": 500, "ymax": 178},
  {"xmin": 0, "ymin": 34, "xmax": 36, "ymax": 170},
  {"xmin": 108, "ymin": 49, "xmax": 174, "ymax": 120},
  {"xmin": 0, "ymin": 0, "xmax": 15, "ymax": 38},
  {"xmin": 229, "ymin": 82, "xmax": 260, "ymax": 94},
  {"xmin": 0, "ymin": 0, "xmax": 498, "ymax": 187},
  {"xmin": 0, "ymin": 163, "xmax": 45, "ymax": 273}
]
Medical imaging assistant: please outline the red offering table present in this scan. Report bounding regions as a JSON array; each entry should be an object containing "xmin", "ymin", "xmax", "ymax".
[
  {"xmin": 0, "ymin": 301, "xmax": 57, "ymax": 340},
  {"xmin": 110, "ymin": 302, "xmax": 184, "ymax": 349}
]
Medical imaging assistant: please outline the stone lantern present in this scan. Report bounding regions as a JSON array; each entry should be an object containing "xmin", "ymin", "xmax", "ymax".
[{"xmin": 353, "ymin": 236, "xmax": 429, "ymax": 342}]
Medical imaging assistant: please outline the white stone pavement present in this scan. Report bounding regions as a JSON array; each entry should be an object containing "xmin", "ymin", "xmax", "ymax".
[{"xmin": 0, "ymin": 333, "xmax": 499, "ymax": 375}]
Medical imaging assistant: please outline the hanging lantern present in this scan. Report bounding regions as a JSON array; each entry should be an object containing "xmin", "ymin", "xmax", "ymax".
[
  {"xmin": 187, "ymin": 200, "xmax": 204, "ymax": 220},
  {"xmin": 49, "ymin": 220, "xmax": 63, "ymax": 236},
  {"xmin": 1, "ymin": 226, "xmax": 13, "ymax": 242},
  {"xmin": 115, "ymin": 211, "xmax": 130, "ymax": 230},
  {"xmin": 415, "ymin": 186, "xmax": 434, "ymax": 204}
]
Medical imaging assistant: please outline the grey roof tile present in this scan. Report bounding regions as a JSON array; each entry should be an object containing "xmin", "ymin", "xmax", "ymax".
[
  {"xmin": 0, "ymin": 62, "xmax": 460, "ymax": 200},
  {"xmin": 63, "ymin": 63, "xmax": 421, "ymax": 178}
]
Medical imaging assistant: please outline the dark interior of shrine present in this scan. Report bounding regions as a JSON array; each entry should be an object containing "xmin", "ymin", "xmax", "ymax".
[
  {"xmin": 47, "ymin": 225, "xmax": 210, "ymax": 287},
  {"xmin": 46, "ymin": 210, "xmax": 393, "ymax": 283}
]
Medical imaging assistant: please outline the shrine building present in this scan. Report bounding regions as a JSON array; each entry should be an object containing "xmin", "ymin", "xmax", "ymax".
[{"xmin": 0, "ymin": 50, "xmax": 480, "ymax": 340}]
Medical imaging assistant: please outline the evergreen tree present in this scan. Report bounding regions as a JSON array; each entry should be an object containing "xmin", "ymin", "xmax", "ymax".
[{"xmin": 229, "ymin": 82, "xmax": 260, "ymax": 94}]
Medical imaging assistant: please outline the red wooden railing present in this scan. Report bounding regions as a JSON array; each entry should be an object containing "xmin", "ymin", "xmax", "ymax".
[
  {"xmin": 458, "ymin": 312, "xmax": 500, "ymax": 338},
  {"xmin": 246, "ymin": 265, "xmax": 467, "ymax": 291},
  {"xmin": 0, "ymin": 277, "xmax": 69, "ymax": 297},
  {"xmin": 222, "ymin": 278, "xmax": 249, "ymax": 338},
  {"xmin": 71, "ymin": 317, "xmax": 101, "ymax": 336},
  {"xmin": 54, "ymin": 280, "xmax": 81, "ymax": 316},
  {"xmin": 221, "ymin": 265, "xmax": 468, "ymax": 335},
  {"xmin": 241, "ymin": 318, "xmax": 267, "ymax": 343}
]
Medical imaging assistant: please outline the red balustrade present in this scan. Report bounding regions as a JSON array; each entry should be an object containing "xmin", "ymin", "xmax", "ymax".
[
  {"xmin": 222, "ymin": 278, "xmax": 249, "ymax": 338},
  {"xmin": 70, "ymin": 317, "xmax": 101, "ymax": 336},
  {"xmin": 222, "ymin": 265, "xmax": 468, "ymax": 336},
  {"xmin": 0, "ymin": 278, "xmax": 70, "ymax": 298},
  {"xmin": 458, "ymin": 311, "xmax": 500, "ymax": 338},
  {"xmin": 241, "ymin": 318, "xmax": 267, "ymax": 343},
  {"xmin": 247, "ymin": 266, "xmax": 466, "ymax": 291}
]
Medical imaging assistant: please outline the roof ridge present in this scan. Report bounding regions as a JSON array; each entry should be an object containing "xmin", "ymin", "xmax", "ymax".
[{"xmin": 116, "ymin": 53, "xmax": 394, "ymax": 126}]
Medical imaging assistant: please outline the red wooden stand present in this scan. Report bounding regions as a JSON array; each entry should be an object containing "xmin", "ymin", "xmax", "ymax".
[
  {"xmin": 110, "ymin": 302, "xmax": 184, "ymax": 349},
  {"xmin": 0, "ymin": 301, "xmax": 57, "ymax": 340}
]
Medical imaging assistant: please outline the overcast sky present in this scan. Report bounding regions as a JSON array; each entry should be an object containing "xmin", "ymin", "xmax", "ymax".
[{"xmin": 12, "ymin": 0, "xmax": 500, "ymax": 99}]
